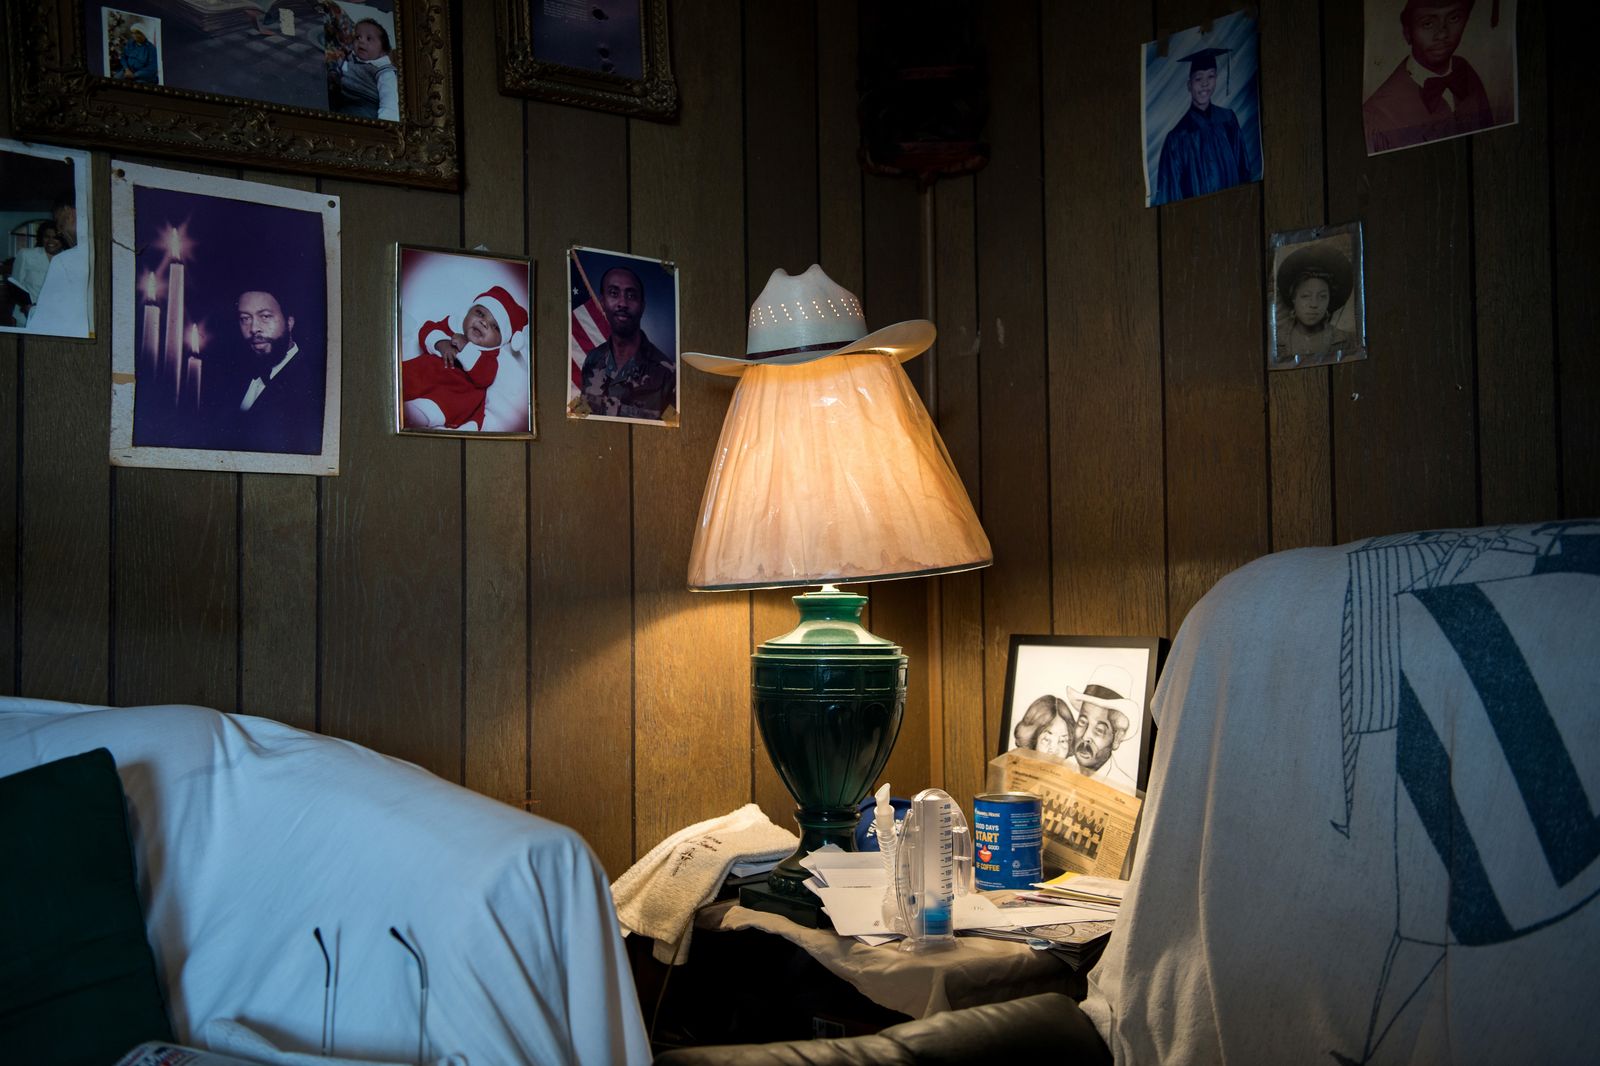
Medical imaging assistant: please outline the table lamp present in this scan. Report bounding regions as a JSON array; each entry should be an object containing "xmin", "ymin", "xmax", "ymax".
[{"xmin": 684, "ymin": 265, "xmax": 992, "ymax": 925}]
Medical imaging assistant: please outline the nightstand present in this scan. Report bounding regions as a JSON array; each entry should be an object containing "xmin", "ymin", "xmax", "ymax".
[{"xmin": 633, "ymin": 901, "xmax": 1089, "ymax": 1054}]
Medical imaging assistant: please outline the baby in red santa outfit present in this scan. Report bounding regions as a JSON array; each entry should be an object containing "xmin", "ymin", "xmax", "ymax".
[{"xmin": 401, "ymin": 285, "xmax": 531, "ymax": 433}]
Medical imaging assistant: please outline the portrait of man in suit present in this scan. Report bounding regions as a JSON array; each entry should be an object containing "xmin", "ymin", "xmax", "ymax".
[
  {"xmin": 115, "ymin": 165, "xmax": 339, "ymax": 476},
  {"xmin": 1362, "ymin": 0, "xmax": 1519, "ymax": 155},
  {"xmin": 207, "ymin": 286, "xmax": 327, "ymax": 455}
]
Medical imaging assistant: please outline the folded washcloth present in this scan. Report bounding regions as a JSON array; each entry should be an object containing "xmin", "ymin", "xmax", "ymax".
[{"xmin": 611, "ymin": 803, "xmax": 798, "ymax": 964}]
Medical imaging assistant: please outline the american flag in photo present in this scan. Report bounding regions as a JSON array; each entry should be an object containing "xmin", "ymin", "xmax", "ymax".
[{"xmin": 569, "ymin": 264, "xmax": 609, "ymax": 389}]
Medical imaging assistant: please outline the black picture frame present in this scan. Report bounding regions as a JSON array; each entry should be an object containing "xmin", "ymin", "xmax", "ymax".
[
  {"xmin": 495, "ymin": 0, "xmax": 677, "ymax": 121},
  {"xmin": 998, "ymin": 634, "xmax": 1166, "ymax": 793},
  {"xmin": 5, "ymin": 1, "xmax": 459, "ymax": 190}
]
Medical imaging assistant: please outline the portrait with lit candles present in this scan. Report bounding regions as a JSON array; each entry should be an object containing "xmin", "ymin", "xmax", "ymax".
[{"xmin": 112, "ymin": 164, "xmax": 339, "ymax": 475}]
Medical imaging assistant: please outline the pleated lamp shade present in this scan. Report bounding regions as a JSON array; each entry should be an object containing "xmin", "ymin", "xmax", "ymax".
[{"xmin": 687, "ymin": 352, "xmax": 992, "ymax": 590}]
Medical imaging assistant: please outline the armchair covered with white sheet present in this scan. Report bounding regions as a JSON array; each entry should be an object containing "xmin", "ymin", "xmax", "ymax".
[
  {"xmin": 0, "ymin": 698, "xmax": 651, "ymax": 1065},
  {"xmin": 1083, "ymin": 520, "xmax": 1600, "ymax": 1064}
]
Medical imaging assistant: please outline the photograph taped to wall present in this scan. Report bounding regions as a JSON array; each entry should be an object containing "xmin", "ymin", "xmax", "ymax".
[
  {"xmin": 989, "ymin": 749, "xmax": 1144, "ymax": 879},
  {"xmin": 109, "ymin": 162, "xmax": 341, "ymax": 475},
  {"xmin": 567, "ymin": 245, "xmax": 680, "ymax": 427},
  {"xmin": 1141, "ymin": 9, "xmax": 1263, "ymax": 207},
  {"xmin": 1363, "ymin": 0, "xmax": 1518, "ymax": 155},
  {"xmin": 0, "ymin": 139, "xmax": 94, "ymax": 339},
  {"xmin": 395, "ymin": 245, "xmax": 535, "ymax": 438},
  {"xmin": 1268, "ymin": 222, "xmax": 1368, "ymax": 371},
  {"xmin": 999, "ymin": 635, "xmax": 1161, "ymax": 796}
]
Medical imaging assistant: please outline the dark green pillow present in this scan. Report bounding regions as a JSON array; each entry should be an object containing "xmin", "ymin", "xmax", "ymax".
[{"xmin": 0, "ymin": 747, "xmax": 174, "ymax": 1063}]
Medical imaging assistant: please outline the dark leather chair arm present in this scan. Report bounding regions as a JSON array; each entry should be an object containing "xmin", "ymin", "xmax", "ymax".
[{"xmin": 652, "ymin": 992, "xmax": 1112, "ymax": 1065}]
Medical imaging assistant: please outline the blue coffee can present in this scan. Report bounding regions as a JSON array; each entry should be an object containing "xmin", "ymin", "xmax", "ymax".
[{"xmin": 972, "ymin": 791, "xmax": 1043, "ymax": 890}]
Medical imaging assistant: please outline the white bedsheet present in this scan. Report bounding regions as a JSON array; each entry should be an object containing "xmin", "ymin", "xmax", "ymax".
[
  {"xmin": 0, "ymin": 698, "xmax": 651, "ymax": 1065},
  {"xmin": 1080, "ymin": 522, "xmax": 1600, "ymax": 1065}
]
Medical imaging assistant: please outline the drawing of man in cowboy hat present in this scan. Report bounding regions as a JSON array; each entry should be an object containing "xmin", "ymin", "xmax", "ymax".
[{"xmin": 1066, "ymin": 664, "xmax": 1141, "ymax": 792}]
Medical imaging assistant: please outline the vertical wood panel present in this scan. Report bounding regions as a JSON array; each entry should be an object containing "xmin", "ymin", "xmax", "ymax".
[
  {"xmin": 20, "ymin": 154, "xmax": 111, "ymax": 704},
  {"xmin": 320, "ymin": 182, "xmax": 462, "ymax": 779},
  {"xmin": 1158, "ymin": 0, "xmax": 1270, "ymax": 633},
  {"xmin": 1262, "ymin": 0, "xmax": 1333, "ymax": 551},
  {"xmin": 745, "ymin": 0, "xmax": 821, "ymax": 827},
  {"xmin": 931, "ymin": 177, "xmax": 983, "ymax": 806},
  {"xmin": 525, "ymin": 102, "xmax": 635, "ymax": 876},
  {"xmin": 112, "ymin": 161, "xmax": 238, "ymax": 711},
  {"xmin": 1325, "ymin": 2, "xmax": 1478, "ymax": 541},
  {"xmin": 981, "ymin": 0, "xmax": 1055, "ymax": 778},
  {"xmin": 0, "ymin": 328, "xmax": 13, "ymax": 694},
  {"xmin": 237, "ymin": 171, "xmax": 318, "ymax": 732},
  {"xmin": 1552, "ymin": 10, "xmax": 1600, "ymax": 519},
  {"xmin": 817, "ymin": 0, "xmax": 864, "ymax": 297},
  {"xmin": 461, "ymin": 0, "xmax": 531, "ymax": 809},
  {"xmin": 630, "ymin": 0, "xmax": 752, "ymax": 854},
  {"xmin": 862, "ymin": 171, "xmax": 932, "ymax": 794},
  {"xmin": 0, "ymin": 45, "xmax": 14, "ymax": 695},
  {"xmin": 1473, "ymin": 0, "xmax": 1556, "ymax": 525},
  {"xmin": 1045, "ymin": 1, "xmax": 1167, "ymax": 638},
  {"xmin": 114, "ymin": 466, "xmax": 236, "ymax": 708}
]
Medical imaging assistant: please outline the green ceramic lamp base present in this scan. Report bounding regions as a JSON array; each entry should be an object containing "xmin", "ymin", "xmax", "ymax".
[{"xmin": 743, "ymin": 587, "xmax": 906, "ymax": 923}]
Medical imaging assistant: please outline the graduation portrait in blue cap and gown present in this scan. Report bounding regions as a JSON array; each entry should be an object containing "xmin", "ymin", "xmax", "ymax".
[{"xmin": 1141, "ymin": 10, "xmax": 1264, "ymax": 207}]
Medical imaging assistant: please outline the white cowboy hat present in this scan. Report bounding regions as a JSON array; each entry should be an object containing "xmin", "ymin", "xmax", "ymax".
[
  {"xmin": 1065, "ymin": 664, "xmax": 1141, "ymax": 724},
  {"xmin": 683, "ymin": 263, "xmax": 935, "ymax": 377}
]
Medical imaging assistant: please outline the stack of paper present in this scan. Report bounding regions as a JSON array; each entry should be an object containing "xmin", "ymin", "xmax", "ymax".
[
  {"xmin": 1027, "ymin": 873, "xmax": 1128, "ymax": 907},
  {"xmin": 798, "ymin": 846, "xmax": 1111, "ymax": 945}
]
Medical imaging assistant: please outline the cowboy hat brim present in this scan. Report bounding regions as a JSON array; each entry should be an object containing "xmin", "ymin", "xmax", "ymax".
[
  {"xmin": 683, "ymin": 319, "xmax": 936, "ymax": 377},
  {"xmin": 1065, "ymin": 685, "xmax": 1141, "ymax": 722}
]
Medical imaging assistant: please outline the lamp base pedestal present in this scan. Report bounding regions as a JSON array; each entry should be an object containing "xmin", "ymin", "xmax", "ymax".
[
  {"xmin": 744, "ymin": 588, "xmax": 906, "ymax": 931},
  {"xmin": 738, "ymin": 881, "xmax": 830, "ymax": 929}
]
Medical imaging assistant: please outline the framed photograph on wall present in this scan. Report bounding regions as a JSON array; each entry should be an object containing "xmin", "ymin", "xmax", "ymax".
[
  {"xmin": 567, "ymin": 245, "xmax": 679, "ymax": 427},
  {"xmin": 395, "ymin": 245, "xmax": 536, "ymax": 438},
  {"xmin": 1, "ymin": 138, "xmax": 94, "ymax": 339},
  {"xmin": 1268, "ymin": 222, "xmax": 1367, "ymax": 371},
  {"xmin": 109, "ymin": 162, "xmax": 341, "ymax": 476},
  {"xmin": 999, "ymin": 635, "xmax": 1164, "ymax": 795},
  {"xmin": 496, "ymin": 0, "xmax": 678, "ymax": 120},
  {"xmin": 6, "ymin": 2, "xmax": 458, "ymax": 189}
]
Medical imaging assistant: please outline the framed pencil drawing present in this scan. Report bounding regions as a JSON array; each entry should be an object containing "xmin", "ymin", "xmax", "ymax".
[
  {"xmin": 999, "ymin": 635, "xmax": 1165, "ymax": 795},
  {"xmin": 496, "ymin": 0, "xmax": 678, "ymax": 120},
  {"xmin": 5, "ymin": 1, "xmax": 459, "ymax": 189}
]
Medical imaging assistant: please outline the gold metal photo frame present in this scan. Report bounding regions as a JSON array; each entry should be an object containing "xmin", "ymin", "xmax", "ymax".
[
  {"xmin": 6, "ymin": 1, "xmax": 459, "ymax": 190},
  {"xmin": 495, "ymin": 0, "xmax": 677, "ymax": 121}
]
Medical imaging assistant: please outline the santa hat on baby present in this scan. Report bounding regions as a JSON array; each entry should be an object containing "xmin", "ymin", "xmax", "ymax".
[{"xmin": 473, "ymin": 286, "xmax": 529, "ymax": 354}]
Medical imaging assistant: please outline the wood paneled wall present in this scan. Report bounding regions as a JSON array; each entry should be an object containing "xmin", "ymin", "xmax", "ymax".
[{"xmin": 1, "ymin": 1, "xmax": 1592, "ymax": 876}]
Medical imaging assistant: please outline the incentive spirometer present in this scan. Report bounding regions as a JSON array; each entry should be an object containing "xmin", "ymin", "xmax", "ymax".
[{"xmin": 880, "ymin": 786, "xmax": 970, "ymax": 952}]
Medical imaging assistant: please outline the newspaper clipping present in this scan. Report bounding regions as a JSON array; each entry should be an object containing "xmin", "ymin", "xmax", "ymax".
[{"xmin": 988, "ymin": 749, "xmax": 1143, "ymax": 879}]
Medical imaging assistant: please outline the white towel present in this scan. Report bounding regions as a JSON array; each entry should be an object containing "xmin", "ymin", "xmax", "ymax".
[{"xmin": 611, "ymin": 804, "xmax": 798, "ymax": 964}]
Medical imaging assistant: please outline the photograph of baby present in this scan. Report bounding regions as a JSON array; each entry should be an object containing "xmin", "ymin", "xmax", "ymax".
[
  {"xmin": 1000, "ymin": 636, "xmax": 1162, "ymax": 797},
  {"xmin": 1362, "ymin": 0, "xmax": 1518, "ymax": 155},
  {"xmin": 1268, "ymin": 222, "xmax": 1367, "ymax": 371},
  {"xmin": 1141, "ymin": 8, "xmax": 1263, "ymax": 208},
  {"xmin": 566, "ymin": 245, "xmax": 679, "ymax": 427},
  {"xmin": 395, "ymin": 245, "xmax": 534, "ymax": 438},
  {"xmin": 102, "ymin": 7, "xmax": 165, "ymax": 86},
  {"xmin": 1, "ymin": 139, "xmax": 94, "ymax": 339}
]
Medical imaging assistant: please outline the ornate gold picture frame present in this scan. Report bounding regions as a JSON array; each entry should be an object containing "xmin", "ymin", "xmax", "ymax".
[
  {"xmin": 6, "ymin": 1, "xmax": 459, "ymax": 190},
  {"xmin": 496, "ymin": 0, "xmax": 677, "ymax": 121}
]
